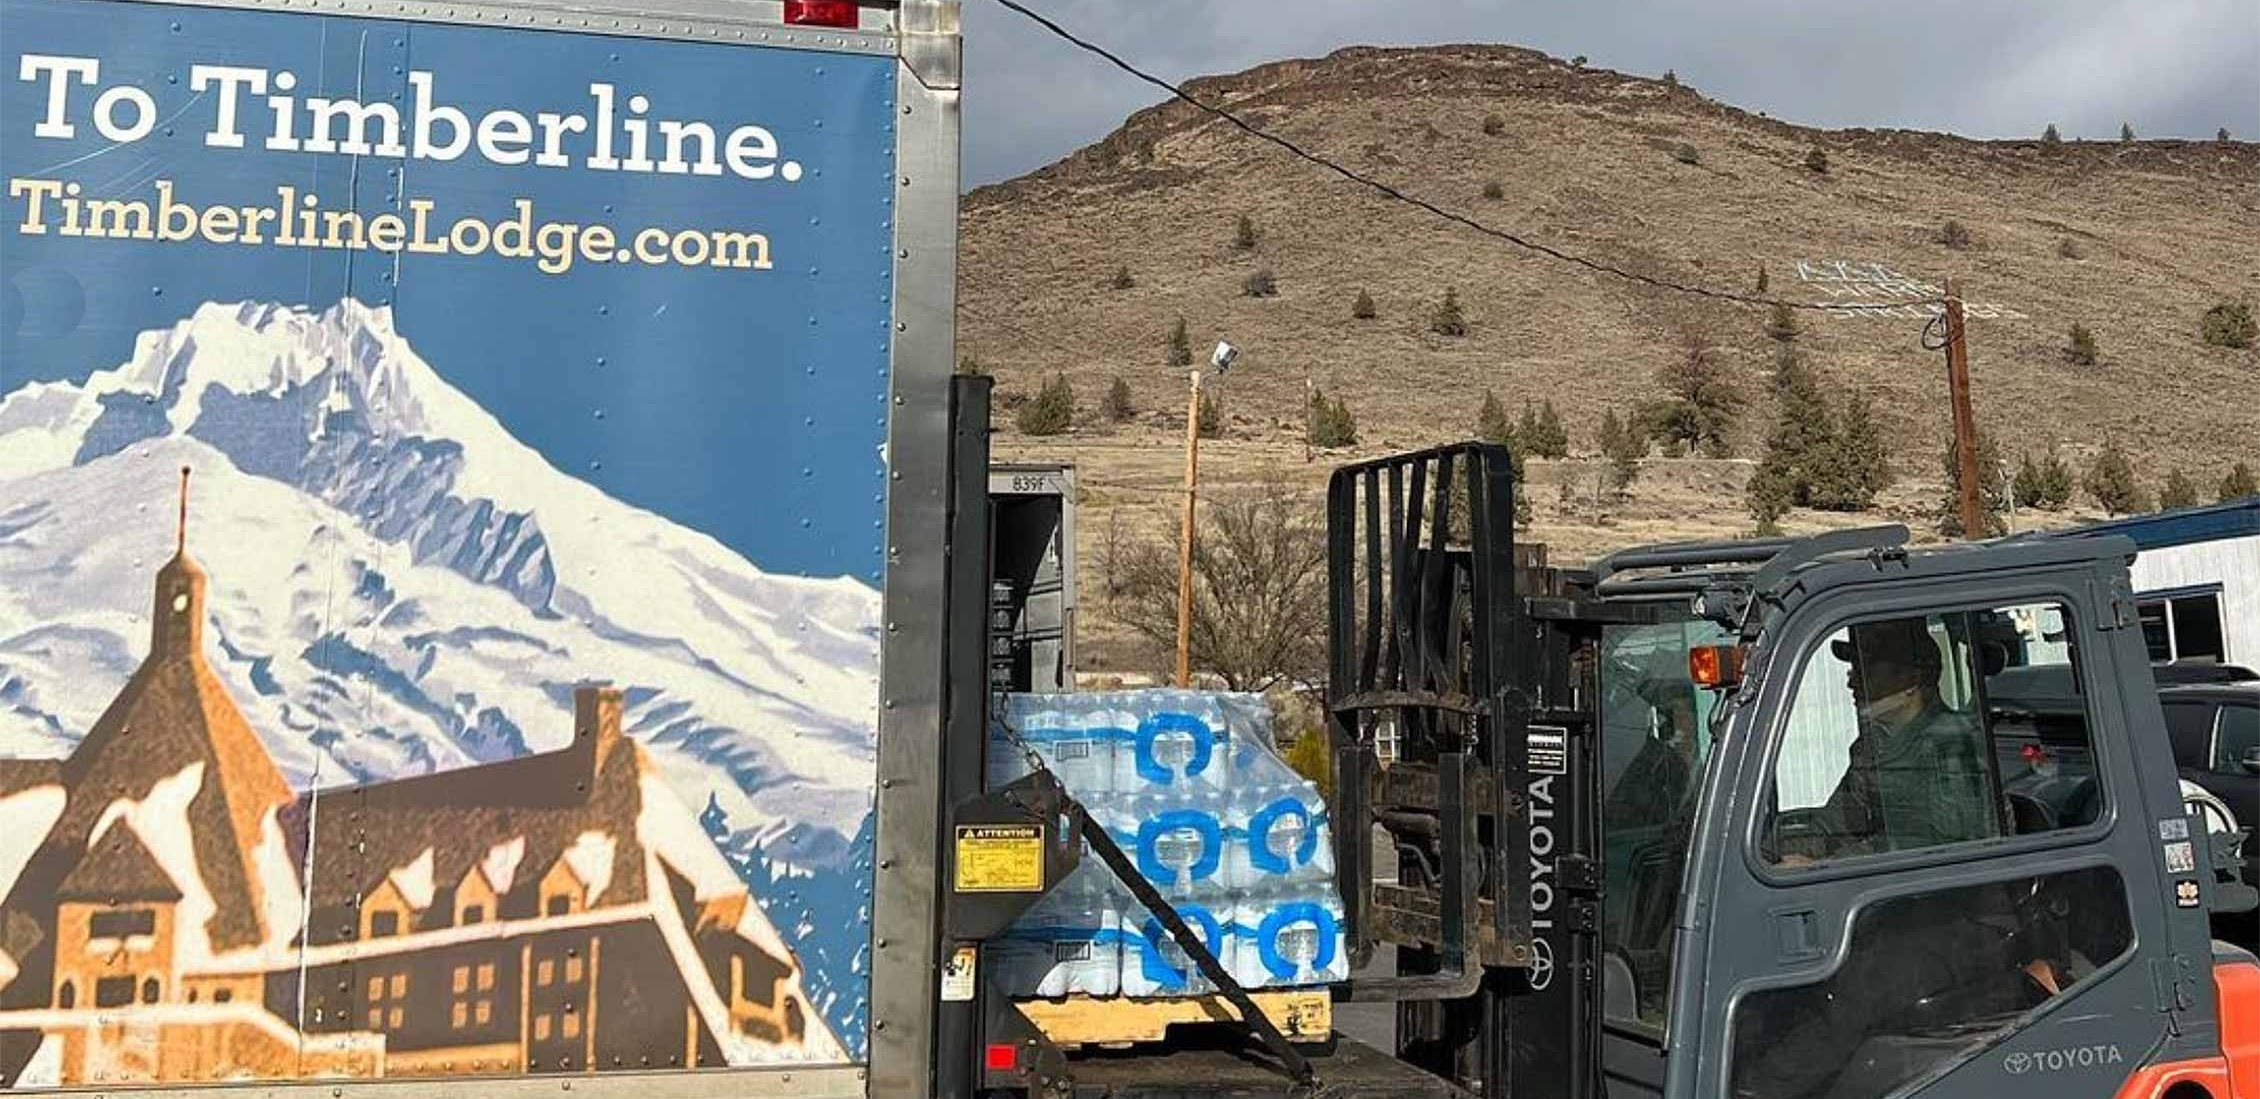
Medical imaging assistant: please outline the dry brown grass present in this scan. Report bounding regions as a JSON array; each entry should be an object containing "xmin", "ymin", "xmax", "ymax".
[{"xmin": 962, "ymin": 44, "xmax": 2260, "ymax": 671}]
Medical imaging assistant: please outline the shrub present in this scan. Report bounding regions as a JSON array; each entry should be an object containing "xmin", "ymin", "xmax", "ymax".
[
  {"xmin": 2200, "ymin": 302, "xmax": 2257, "ymax": 349},
  {"xmin": 2056, "ymin": 237, "xmax": 2085, "ymax": 260},
  {"xmin": 1747, "ymin": 454, "xmax": 1796, "ymax": 526},
  {"xmin": 1512, "ymin": 400, "xmax": 1569, "ymax": 459},
  {"xmin": 1756, "ymin": 265, "xmax": 1770, "ymax": 292},
  {"xmin": 1430, "ymin": 288, "xmax": 1468, "ymax": 337},
  {"xmin": 2013, "ymin": 451, "xmax": 2047, "ymax": 510},
  {"xmin": 1937, "ymin": 431, "xmax": 2009, "ymax": 538},
  {"xmin": 2041, "ymin": 123, "xmax": 2062, "ymax": 146},
  {"xmin": 1764, "ymin": 302, "xmax": 1799, "ymax": 342},
  {"xmin": 1197, "ymin": 392, "xmax": 1224, "ymax": 438},
  {"xmin": 1281, "ymin": 731, "xmax": 1333, "ymax": 798},
  {"xmin": 1351, "ymin": 288, "xmax": 1377, "ymax": 320},
  {"xmin": 1308, "ymin": 388, "xmax": 1358, "ymax": 448},
  {"xmin": 2120, "ymin": 122, "xmax": 2135, "ymax": 143},
  {"xmin": 2039, "ymin": 448, "xmax": 2075, "ymax": 508},
  {"xmin": 1804, "ymin": 146, "xmax": 1830, "ymax": 174},
  {"xmin": 1482, "ymin": 180, "xmax": 1505, "ymax": 200},
  {"xmin": 1642, "ymin": 327, "xmax": 1743, "ymax": 457},
  {"xmin": 2221, "ymin": 461, "xmax": 2258, "ymax": 502},
  {"xmin": 1102, "ymin": 376, "xmax": 1134, "ymax": 422},
  {"xmin": 1598, "ymin": 408, "xmax": 1645, "ymax": 493},
  {"xmin": 1938, "ymin": 219, "xmax": 1973, "ymax": 249},
  {"xmin": 1234, "ymin": 213, "xmax": 1259, "ymax": 251},
  {"xmin": 1476, "ymin": 390, "xmax": 1513, "ymax": 447},
  {"xmin": 1662, "ymin": 69, "xmax": 1678, "ymax": 89},
  {"xmin": 2066, "ymin": 322, "xmax": 2098, "ymax": 366},
  {"xmin": 1671, "ymin": 142, "xmax": 1701, "ymax": 165},
  {"xmin": 1482, "ymin": 113, "xmax": 1505, "ymax": 137},
  {"xmin": 1167, "ymin": 318, "xmax": 1193, "ymax": 367},
  {"xmin": 1016, "ymin": 374, "xmax": 1074, "ymax": 436},
  {"xmin": 1243, "ymin": 268, "xmax": 1278, "ymax": 298},
  {"xmin": 1571, "ymin": 55, "xmax": 1588, "ymax": 68},
  {"xmin": 2221, "ymin": 127, "xmax": 2234, "ymax": 144},
  {"xmin": 2159, "ymin": 470, "xmax": 2200, "ymax": 510},
  {"xmin": 2083, "ymin": 441, "xmax": 2148, "ymax": 516},
  {"xmin": 1811, "ymin": 391, "xmax": 1891, "ymax": 510},
  {"xmin": 1109, "ymin": 265, "xmax": 1136, "ymax": 290}
]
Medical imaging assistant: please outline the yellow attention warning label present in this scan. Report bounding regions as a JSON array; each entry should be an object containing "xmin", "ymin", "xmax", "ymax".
[{"xmin": 954, "ymin": 823, "xmax": 1046, "ymax": 893}]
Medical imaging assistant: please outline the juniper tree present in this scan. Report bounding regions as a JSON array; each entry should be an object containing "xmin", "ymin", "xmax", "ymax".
[
  {"xmin": 1430, "ymin": 288, "xmax": 1468, "ymax": 337},
  {"xmin": 1016, "ymin": 374, "xmax": 1075, "ymax": 436},
  {"xmin": 2083, "ymin": 440, "xmax": 2148, "ymax": 516}
]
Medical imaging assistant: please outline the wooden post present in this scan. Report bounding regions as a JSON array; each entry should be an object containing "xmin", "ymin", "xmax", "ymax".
[
  {"xmin": 1303, "ymin": 375, "xmax": 1314, "ymax": 464},
  {"xmin": 1943, "ymin": 278, "xmax": 1984, "ymax": 539},
  {"xmin": 1175, "ymin": 370, "xmax": 1202, "ymax": 687}
]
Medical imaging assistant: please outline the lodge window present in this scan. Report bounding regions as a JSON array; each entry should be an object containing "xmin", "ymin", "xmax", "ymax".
[
  {"xmin": 368, "ymin": 910, "xmax": 401, "ymax": 938},
  {"xmin": 89, "ymin": 908, "xmax": 156, "ymax": 939},
  {"xmin": 140, "ymin": 977, "xmax": 160, "ymax": 1004},
  {"xmin": 214, "ymin": 988, "xmax": 234, "ymax": 1003},
  {"xmin": 57, "ymin": 981, "xmax": 76, "ymax": 1009},
  {"xmin": 450, "ymin": 962, "xmax": 497, "ymax": 1030},
  {"xmin": 547, "ymin": 895, "xmax": 572, "ymax": 917},
  {"xmin": 96, "ymin": 976, "xmax": 136, "ymax": 1008},
  {"xmin": 461, "ymin": 904, "xmax": 486, "ymax": 926},
  {"xmin": 365, "ymin": 972, "xmax": 407, "ymax": 1030}
]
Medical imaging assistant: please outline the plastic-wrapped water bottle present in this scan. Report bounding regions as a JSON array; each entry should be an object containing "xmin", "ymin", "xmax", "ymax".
[
  {"xmin": 1113, "ymin": 692, "xmax": 1234, "ymax": 795},
  {"xmin": 1225, "ymin": 782, "xmax": 1335, "ymax": 890},
  {"xmin": 1121, "ymin": 903, "xmax": 1230, "ymax": 997},
  {"xmin": 989, "ymin": 860, "xmax": 1122, "ymax": 997},
  {"xmin": 994, "ymin": 692, "xmax": 1118, "ymax": 797},
  {"xmin": 1120, "ymin": 789, "xmax": 1225, "ymax": 900},
  {"xmin": 1230, "ymin": 886, "xmax": 1348, "ymax": 989}
]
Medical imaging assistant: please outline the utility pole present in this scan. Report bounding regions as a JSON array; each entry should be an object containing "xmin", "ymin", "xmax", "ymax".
[
  {"xmin": 1175, "ymin": 370, "xmax": 1202, "ymax": 687},
  {"xmin": 1943, "ymin": 277, "xmax": 1984, "ymax": 539}
]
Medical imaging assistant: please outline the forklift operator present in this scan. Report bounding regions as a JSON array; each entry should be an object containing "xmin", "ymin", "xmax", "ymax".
[{"xmin": 1794, "ymin": 616, "xmax": 1999, "ymax": 861}]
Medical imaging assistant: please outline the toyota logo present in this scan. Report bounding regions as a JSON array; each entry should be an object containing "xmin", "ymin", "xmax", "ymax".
[
  {"xmin": 1528, "ymin": 937, "xmax": 1555, "ymax": 991},
  {"xmin": 2004, "ymin": 1053, "xmax": 2032, "ymax": 1076}
]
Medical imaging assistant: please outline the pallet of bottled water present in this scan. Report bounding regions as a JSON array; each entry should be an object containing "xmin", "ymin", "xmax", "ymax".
[{"xmin": 987, "ymin": 689, "xmax": 1347, "ymax": 1002}]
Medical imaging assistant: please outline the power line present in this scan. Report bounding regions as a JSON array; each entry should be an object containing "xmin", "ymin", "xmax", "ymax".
[{"xmin": 983, "ymin": 0, "xmax": 1940, "ymax": 315}]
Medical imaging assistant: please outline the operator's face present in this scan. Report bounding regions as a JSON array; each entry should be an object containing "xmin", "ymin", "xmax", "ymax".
[{"xmin": 1844, "ymin": 635, "xmax": 1925, "ymax": 703}]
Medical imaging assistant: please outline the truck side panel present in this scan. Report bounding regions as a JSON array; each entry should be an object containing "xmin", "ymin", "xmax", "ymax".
[{"xmin": 0, "ymin": 1, "xmax": 916, "ymax": 1091}]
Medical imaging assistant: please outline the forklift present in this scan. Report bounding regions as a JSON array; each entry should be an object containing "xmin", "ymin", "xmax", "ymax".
[{"xmin": 930, "ymin": 386, "xmax": 2258, "ymax": 1098}]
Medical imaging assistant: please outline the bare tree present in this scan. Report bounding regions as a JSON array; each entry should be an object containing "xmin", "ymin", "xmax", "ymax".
[{"xmin": 1112, "ymin": 482, "xmax": 1329, "ymax": 692}]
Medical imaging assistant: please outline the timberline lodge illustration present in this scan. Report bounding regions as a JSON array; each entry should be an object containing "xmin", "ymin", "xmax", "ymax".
[{"xmin": 0, "ymin": 474, "xmax": 839, "ymax": 1087}]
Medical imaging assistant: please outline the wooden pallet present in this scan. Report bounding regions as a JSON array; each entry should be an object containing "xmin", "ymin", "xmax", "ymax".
[{"xmin": 1014, "ymin": 989, "xmax": 1332, "ymax": 1048}]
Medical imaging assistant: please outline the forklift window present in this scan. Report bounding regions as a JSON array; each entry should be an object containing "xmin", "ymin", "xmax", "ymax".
[
  {"xmin": 1599, "ymin": 619, "xmax": 1730, "ymax": 1030},
  {"xmin": 1729, "ymin": 866, "xmax": 2134, "ymax": 1099},
  {"xmin": 1764, "ymin": 602, "xmax": 2099, "ymax": 865}
]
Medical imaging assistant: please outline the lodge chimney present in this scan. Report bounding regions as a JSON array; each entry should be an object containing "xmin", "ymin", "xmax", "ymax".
[{"xmin": 573, "ymin": 682, "xmax": 626, "ymax": 775}]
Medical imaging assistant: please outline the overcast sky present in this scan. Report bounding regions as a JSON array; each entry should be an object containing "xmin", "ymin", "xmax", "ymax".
[{"xmin": 959, "ymin": 0, "xmax": 2260, "ymax": 186}]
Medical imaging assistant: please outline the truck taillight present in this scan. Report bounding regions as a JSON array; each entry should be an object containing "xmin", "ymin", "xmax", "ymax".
[
  {"xmin": 984, "ymin": 1043, "xmax": 1019, "ymax": 1072},
  {"xmin": 783, "ymin": 0, "xmax": 858, "ymax": 27}
]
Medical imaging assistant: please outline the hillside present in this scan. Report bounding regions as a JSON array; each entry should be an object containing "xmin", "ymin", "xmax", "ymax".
[{"xmin": 958, "ymin": 44, "xmax": 2260, "ymax": 673}]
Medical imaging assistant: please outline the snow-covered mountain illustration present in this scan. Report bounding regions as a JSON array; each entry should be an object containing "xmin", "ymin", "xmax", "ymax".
[{"xmin": 0, "ymin": 300, "xmax": 881, "ymax": 1051}]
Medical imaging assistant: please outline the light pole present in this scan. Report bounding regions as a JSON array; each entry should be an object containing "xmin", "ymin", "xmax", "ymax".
[{"xmin": 1176, "ymin": 340, "xmax": 1236, "ymax": 687}]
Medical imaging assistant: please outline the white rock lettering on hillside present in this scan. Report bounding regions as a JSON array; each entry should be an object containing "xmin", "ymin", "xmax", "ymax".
[{"xmin": 1795, "ymin": 260, "xmax": 2026, "ymax": 320}]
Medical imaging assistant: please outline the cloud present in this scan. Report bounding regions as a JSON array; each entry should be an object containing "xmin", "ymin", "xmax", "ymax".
[{"xmin": 959, "ymin": 0, "xmax": 2260, "ymax": 186}]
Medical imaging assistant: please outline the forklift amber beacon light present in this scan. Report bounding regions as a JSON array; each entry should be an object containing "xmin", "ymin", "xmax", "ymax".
[{"xmin": 1689, "ymin": 643, "xmax": 1746, "ymax": 689}]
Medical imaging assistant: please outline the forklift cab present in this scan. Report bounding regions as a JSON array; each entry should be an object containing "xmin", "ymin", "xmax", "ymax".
[{"xmin": 1587, "ymin": 529, "xmax": 2248, "ymax": 1099}]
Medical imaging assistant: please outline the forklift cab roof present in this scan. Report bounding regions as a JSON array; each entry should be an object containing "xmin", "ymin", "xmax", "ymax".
[{"xmin": 1584, "ymin": 523, "xmax": 2141, "ymax": 638}]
